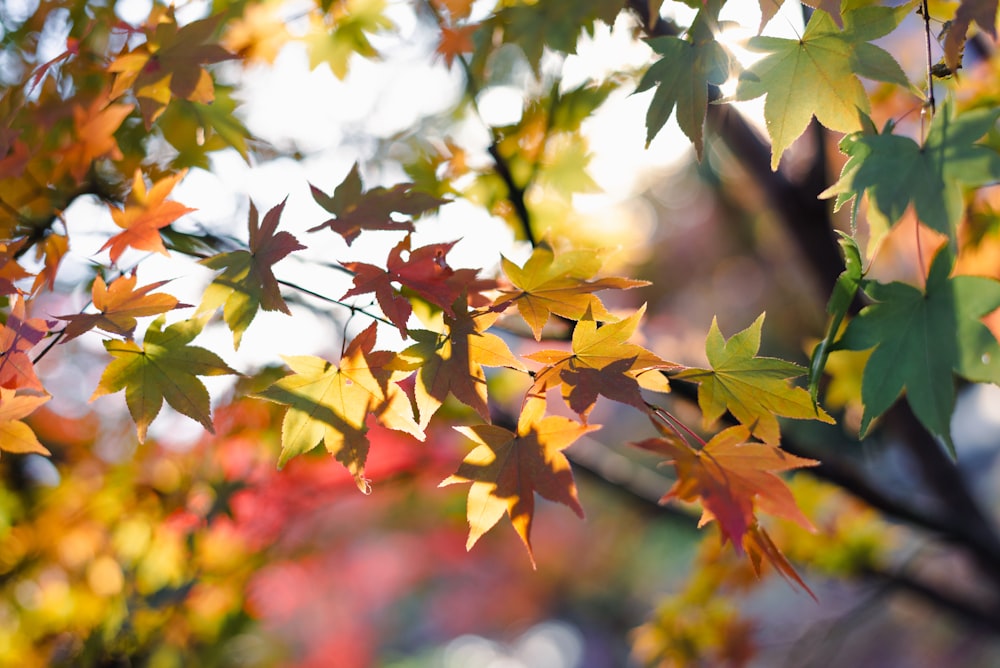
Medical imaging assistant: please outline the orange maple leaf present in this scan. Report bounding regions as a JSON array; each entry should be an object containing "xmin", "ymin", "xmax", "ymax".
[
  {"xmin": 634, "ymin": 425, "xmax": 817, "ymax": 551},
  {"xmin": 100, "ymin": 169, "xmax": 196, "ymax": 264},
  {"xmin": 56, "ymin": 272, "xmax": 187, "ymax": 342},
  {"xmin": 436, "ymin": 24, "xmax": 478, "ymax": 68},
  {"xmin": 0, "ymin": 297, "xmax": 50, "ymax": 392},
  {"xmin": 0, "ymin": 388, "xmax": 51, "ymax": 457},
  {"xmin": 58, "ymin": 95, "xmax": 134, "ymax": 182},
  {"xmin": 441, "ymin": 411, "xmax": 598, "ymax": 565},
  {"xmin": 108, "ymin": 12, "xmax": 234, "ymax": 126}
]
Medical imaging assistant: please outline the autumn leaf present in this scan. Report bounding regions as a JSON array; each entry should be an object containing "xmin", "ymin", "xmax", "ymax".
[
  {"xmin": 108, "ymin": 12, "xmax": 235, "ymax": 127},
  {"xmin": 0, "ymin": 388, "xmax": 50, "ymax": 457},
  {"xmin": 199, "ymin": 199, "xmax": 306, "ymax": 348},
  {"xmin": 341, "ymin": 235, "xmax": 490, "ymax": 335},
  {"xmin": 634, "ymin": 425, "xmax": 817, "ymax": 552},
  {"xmin": 391, "ymin": 310, "xmax": 526, "ymax": 428},
  {"xmin": 636, "ymin": 9, "xmax": 731, "ymax": 156},
  {"xmin": 223, "ymin": 1, "xmax": 292, "ymax": 64},
  {"xmin": 834, "ymin": 247, "xmax": 1000, "ymax": 455},
  {"xmin": 821, "ymin": 100, "xmax": 1000, "ymax": 243},
  {"xmin": 436, "ymin": 24, "xmax": 478, "ymax": 68},
  {"xmin": 744, "ymin": 524, "xmax": 815, "ymax": 596},
  {"xmin": 674, "ymin": 315, "xmax": 834, "ymax": 445},
  {"xmin": 0, "ymin": 297, "xmax": 50, "ymax": 392},
  {"xmin": 57, "ymin": 272, "xmax": 187, "ymax": 342},
  {"xmin": 526, "ymin": 306, "xmax": 676, "ymax": 419},
  {"xmin": 304, "ymin": 0, "xmax": 393, "ymax": 79},
  {"xmin": 0, "ymin": 240, "xmax": 33, "ymax": 295},
  {"xmin": 255, "ymin": 323, "xmax": 423, "ymax": 490},
  {"xmin": 493, "ymin": 242, "xmax": 648, "ymax": 340},
  {"xmin": 100, "ymin": 169, "xmax": 196, "ymax": 264},
  {"xmin": 58, "ymin": 95, "xmax": 134, "ymax": 182},
  {"xmin": 308, "ymin": 164, "xmax": 448, "ymax": 245},
  {"xmin": 735, "ymin": 3, "xmax": 913, "ymax": 169},
  {"xmin": 943, "ymin": 0, "xmax": 998, "ymax": 72},
  {"xmin": 91, "ymin": 316, "xmax": 237, "ymax": 442},
  {"xmin": 441, "ymin": 413, "xmax": 598, "ymax": 565},
  {"xmin": 31, "ymin": 233, "xmax": 69, "ymax": 294}
]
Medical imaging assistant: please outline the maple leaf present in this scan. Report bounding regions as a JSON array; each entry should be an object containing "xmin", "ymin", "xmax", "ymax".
[
  {"xmin": 0, "ymin": 389, "xmax": 51, "ymax": 457},
  {"xmin": 834, "ymin": 247, "xmax": 1000, "ymax": 455},
  {"xmin": 492, "ymin": 242, "xmax": 648, "ymax": 340},
  {"xmin": 58, "ymin": 95, "xmax": 134, "ymax": 182},
  {"xmin": 0, "ymin": 240, "xmax": 33, "ymax": 295},
  {"xmin": 494, "ymin": 0, "xmax": 622, "ymax": 73},
  {"xmin": 526, "ymin": 306, "xmax": 676, "ymax": 420},
  {"xmin": 108, "ymin": 12, "xmax": 235, "ymax": 127},
  {"xmin": 943, "ymin": 0, "xmax": 998, "ymax": 72},
  {"xmin": 199, "ymin": 199, "xmax": 306, "ymax": 348},
  {"xmin": 744, "ymin": 523, "xmax": 815, "ymax": 596},
  {"xmin": 634, "ymin": 425, "xmax": 817, "ymax": 552},
  {"xmin": 436, "ymin": 24, "xmax": 478, "ymax": 68},
  {"xmin": 635, "ymin": 9, "xmax": 731, "ymax": 157},
  {"xmin": 391, "ymin": 311, "xmax": 526, "ymax": 428},
  {"xmin": 0, "ymin": 297, "xmax": 50, "ymax": 392},
  {"xmin": 441, "ymin": 413, "xmax": 598, "ymax": 565},
  {"xmin": 821, "ymin": 100, "xmax": 1000, "ymax": 243},
  {"xmin": 431, "ymin": 0, "xmax": 475, "ymax": 21},
  {"xmin": 304, "ymin": 0, "xmax": 393, "ymax": 79},
  {"xmin": 223, "ymin": 1, "xmax": 292, "ymax": 64},
  {"xmin": 101, "ymin": 169, "xmax": 196, "ymax": 264},
  {"xmin": 341, "ymin": 235, "xmax": 490, "ymax": 335},
  {"xmin": 735, "ymin": 3, "xmax": 913, "ymax": 169},
  {"xmin": 255, "ymin": 323, "xmax": 423, "ymax": 490},
  {"xmin": 158, "ymin": 87, "xmax": 252, "ymax": 168},
  {"xmin": 31, "ymin": 233, "xmax": 69, "ymax": 294},
  {"xmin": 808, "ymin": 232, "xmax": 863, "ymax": 402},
  {"xmin": 674, "ymin": 315, "xmax": 834, "ymax": 445},
  {"xmin": 308, "ymin": 164, "xmax": 448, "ymax": 245},
  {"xmin": 91, "ymin": 317, "xmax": 237, "ymax": 442},
  {"xmin": 57, "ymin": 273, "xmax": 187, "ymax": 342},
  {"xmin": 759, "ymin": 0, "xmax": 843, "ymax": 31}
]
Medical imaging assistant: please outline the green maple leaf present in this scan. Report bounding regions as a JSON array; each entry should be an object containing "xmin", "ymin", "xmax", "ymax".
[
  {"xmin": 635, "ymin": 7, "xmax": 731, "ymax": 157},
  {"xmin": 834, "ymin": 248, "xmax": 1000, "ymax": 455},
  {"xmin": 808, "ymin": 232, "xmax": 863, "ymax": 402},
  {"xmin": 199, "ymin": 199, "xmax": 306, "ymax": 349},
  {"xmin": 158, "ymin": 87, "xmax": 252, "ymax": 168},
  {"xmin": 675, "ymin": 314, "xmax": 834, "ymax": 445},
  {"xmin": 496, "ymin": 0, "xmax": 622, "ymax": 72},
  {"xmin": 304, "ymin": 0, "xmax": 393, "ymax": 79},
  {"xmin": 735, "ymin": 3, "xmax": 913, "ymax": 169},
  {"xmin": 91, "ymin": 317, "xmax": 238, "ymax": 442},
  {"xmin": 822, "ymin": 99, "xmax": 1000, "ymax": 243}
]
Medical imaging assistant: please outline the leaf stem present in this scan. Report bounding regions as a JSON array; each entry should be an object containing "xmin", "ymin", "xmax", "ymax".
[{"xmin": 922, "ymin": 0, "xmax": 936, "ymax": 119}]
